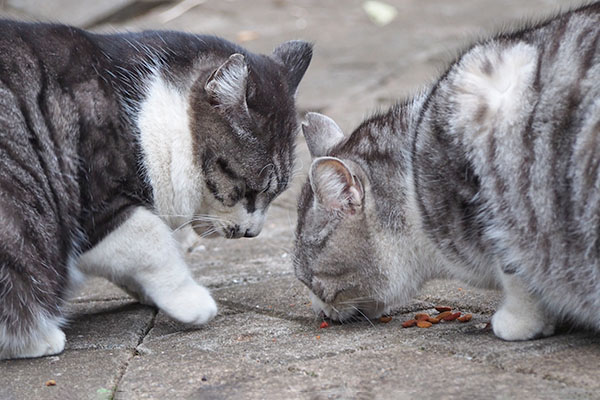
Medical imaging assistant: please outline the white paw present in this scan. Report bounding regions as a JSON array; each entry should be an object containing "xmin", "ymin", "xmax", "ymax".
[
  {"xmin": 12, "ymin": 326, "xmax": 66, "ymax": 359},
  {"xmin": 159, "ymin": 284, "xmax": 218, "ymax": 325},
  {"xmin": 492, "ymin": 306, "xmax": 555, "ymax": 341}
]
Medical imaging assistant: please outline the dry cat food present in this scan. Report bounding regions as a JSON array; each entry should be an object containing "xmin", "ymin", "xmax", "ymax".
[
  {"xmin": 45, "ymin": 380, "xmax": 56, "ymax": 387},
  {"xmin": 402, "ymin": 307, "xmax": 473, "ymax": 329},
  {"xmin": 457, "ymin": 314, "xmax": 473, "ymax": 322},
  {"xmin": 402, "ymin": 319, "xmax": 417, "ymax": 328},
  {"xmin": 442, "ymin": 312, "xmax": 462, "ymax": 321},
  {"xmin": 379, "ymin": 315, "xmax": 393, "ymax": 323},
  {"xmin": 416, "ymin": 320, "xmax": 433, "ymax": 328}
]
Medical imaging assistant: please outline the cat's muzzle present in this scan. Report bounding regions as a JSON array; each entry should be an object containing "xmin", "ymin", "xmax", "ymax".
[{"xmin": 308, "ymin": 290, "xmax": 384, "ymax": 322}]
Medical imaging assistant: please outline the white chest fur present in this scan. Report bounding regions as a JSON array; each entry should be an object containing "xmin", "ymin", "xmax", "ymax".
[{"xmin": 136, "ymin": 73, "xmax": 203, "ymax": 229}]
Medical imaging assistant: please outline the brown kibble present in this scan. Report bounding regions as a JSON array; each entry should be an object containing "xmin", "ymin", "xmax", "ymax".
[
  {"xmin": 442, "ymin": 312, "xmax": 462, "ymax": 321},
  {"xmin": 436, "ymin": 311, "xmax": 452, "ymax": 319},
  {"xmin": 415, "ymin": 313, "xmax": 430, "ymax": 321},
  {"xmin": 45, "ymin": 380, "xmax": 56, "ymax": 387},
  {"xmin": 379, "ymin": 315, "xmax": 393, "ymax": 323},
  {"xmin": 427, "ymin": 316, "xmax": 440, "ymax": 324},
  {"xmin": 416, "ymin": 320, "xmax": 433, "ymax": 328},
  {"xmin": 435, "ymin": 306, "xmax": 452, "ymax": 313},
  {"xmin": 402, "ymin": 319, "xmax": 417, "ymax": 328},
  {"xmin": 458, "ymin": 314, "xmax": 473, "ymax": 322}
]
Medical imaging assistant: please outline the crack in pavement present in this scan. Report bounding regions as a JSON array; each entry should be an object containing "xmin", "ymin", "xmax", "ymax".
[{"xmin": 110, "ymin": 309, "xmax": 158, "ymax": 399}]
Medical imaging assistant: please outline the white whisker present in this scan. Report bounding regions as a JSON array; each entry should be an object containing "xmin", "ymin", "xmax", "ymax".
[{"xmin": 350, "ymin": 306, "xmax": 375, "ymax": 328}]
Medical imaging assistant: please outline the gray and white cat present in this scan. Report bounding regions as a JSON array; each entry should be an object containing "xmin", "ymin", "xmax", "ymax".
[
  {"xmin": 294, "ymin": 2, "xmax": 599, "ymax": 341},
  {"xmin": 0, "ymin": 20, "xmax": 311, "ymax": 359}
]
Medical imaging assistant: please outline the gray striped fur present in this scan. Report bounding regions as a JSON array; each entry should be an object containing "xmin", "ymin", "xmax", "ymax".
[
  {"xmin": 294, "ymin": 2, "xmax": 600, "ymax": 340},
  {"xmin": 0, "ymin": 20, "xmax": 311, "ymax": 358}
]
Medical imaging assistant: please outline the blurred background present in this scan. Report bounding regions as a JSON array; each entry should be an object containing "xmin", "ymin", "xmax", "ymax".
[{"xmin": 0, "ymin": 0, "xmax": 583, "ymax": 133}]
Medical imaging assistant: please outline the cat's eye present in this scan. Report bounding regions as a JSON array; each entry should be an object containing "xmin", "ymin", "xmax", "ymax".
[{"xmin": 216, "ymin": 158, "xmax": 238, "ymax": 179}]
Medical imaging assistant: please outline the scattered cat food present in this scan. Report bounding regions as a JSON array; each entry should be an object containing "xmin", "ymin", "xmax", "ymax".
[
  {"xmin": 415, "ymin": 313, "xmax": 430, "ymax": 321},
  {"xmin": 442, "ymin": 312, "xmax": 460, "ymax": 321},
  {"xmin": 416, "ymin": 320, "xmax": 433, "ymax": 328},
  {"xmin": 379, "ymin": 315, "xmax": 393, "ymax": 323},
  {"xmin": 45, "ymin": 380, "xmax": 56, "ymax": 387},
  {"xmin": 458, "ymin": 314, "xmax": 473, "ymax": 323},
  {"xmin": 401, "ymin": 308, "xmax": 473, "ymax": 329},
  {"xmin": 442, "ymin": 312, "xmax": 462, "ymax": 321},
  {"xmin": 436, "ymin": 311, "xmax": 452, "ymax": 320},
  {"xmin": 320, "ymin": 321, "xmax": 329, "ymax": 329},
  {"xmin": 402, "ymin": 319, "xmax": 417, "ymax": 328}
]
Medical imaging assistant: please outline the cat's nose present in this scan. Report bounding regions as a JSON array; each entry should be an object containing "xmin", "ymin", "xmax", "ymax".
[{"xmin": 243, "ymin": 229, "xmax": 258, "ymax": 238}]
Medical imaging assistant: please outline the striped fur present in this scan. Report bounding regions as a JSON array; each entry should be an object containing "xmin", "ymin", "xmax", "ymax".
[
  {"xmin": 294, "ymin": 2, "xmax": 600, "ymax": 340},
  {"xmin": 0, "ymin": 20, "xmax": 311, "ymax": 359}
]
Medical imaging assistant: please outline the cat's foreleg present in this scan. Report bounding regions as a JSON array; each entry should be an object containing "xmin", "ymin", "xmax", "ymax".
[
  {"xmin": 78, "ymin": 207, "xmax": 217, "ymax": 325},
  {"xmin": 492, "ymin": 271, "xmax": 555, "ymax": 340}
]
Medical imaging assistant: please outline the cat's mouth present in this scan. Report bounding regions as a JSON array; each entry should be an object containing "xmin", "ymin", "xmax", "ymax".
[
  {"xmin": 309, "ymin": 290, "xmax": 384, "ymax": 322},
  {"xmin": 192, "ymin": 223, "xmax": 247, "ymax": 239}
]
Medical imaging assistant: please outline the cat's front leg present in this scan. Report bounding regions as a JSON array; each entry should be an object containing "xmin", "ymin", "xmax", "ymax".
[
  {"xmin": 78, "ymin": 207, "xmax": 217, "ymax": 325},
  {"xmin": 492, "ymin": 271, "xmax": 555, "ymax": 341}
]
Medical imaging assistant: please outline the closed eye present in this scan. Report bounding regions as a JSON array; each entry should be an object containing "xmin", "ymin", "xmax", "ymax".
[
  {"xmin": 216, "ymin": 158, "xmax": 239, "ymax": 179},
  {"xmin": 260, "ymin": 175, "xmax": 273, "ymax": 194}
]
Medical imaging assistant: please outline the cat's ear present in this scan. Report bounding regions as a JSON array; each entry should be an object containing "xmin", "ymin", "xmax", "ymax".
[
  {"xmin": 205, "ymin": 53, "xmax": 248, "ymax": 111},
  {"xmin": 272, "ymin": 40, "xmax": 313, "ymax": 94},
  {"xmin": 309, "ymin": 157, "xmax": 364, "ymax": 213},
  {"xmin": 302, "ymin": 112, "xmax": 346, "ymax": 158}
]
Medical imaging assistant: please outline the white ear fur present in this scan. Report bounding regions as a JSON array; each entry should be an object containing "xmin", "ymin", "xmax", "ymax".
[
  {"xmin": 302, "ymin": 112, "xmax": 346, "ymax": 158},
  {"xmin": 205, "ymin": 53, "xmax": 248, "ymax": 109},
  {"xmin": 309, "ymin": 157, "xmax": 363, "ymax": 212}
]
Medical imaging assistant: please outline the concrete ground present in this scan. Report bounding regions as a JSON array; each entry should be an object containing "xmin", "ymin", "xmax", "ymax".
[{"xmin": 1, "ymin": 0, "xmax": 598, "ymax": 399}]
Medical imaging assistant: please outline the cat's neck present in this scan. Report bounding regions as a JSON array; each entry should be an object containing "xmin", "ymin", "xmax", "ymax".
[
  {"xmin": 368, "ymin": 92, "xmax": 453, "ymax": 286},
  {"xmin": 135, "ymin": 71, "xmax": 202, "ymax": 229}
]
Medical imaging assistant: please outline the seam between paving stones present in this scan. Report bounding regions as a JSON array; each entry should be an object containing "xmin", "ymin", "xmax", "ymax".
[
  {"xmin": 217, "ymin": 299, "xmax": 319, "ymax": 325},
  {"xmin": 110, "ymin": 308, "xmax": 158, "ymax": 399},
  {"xmin": 70, "ymin": 296, "xmax": 131, "ymax": 304}
]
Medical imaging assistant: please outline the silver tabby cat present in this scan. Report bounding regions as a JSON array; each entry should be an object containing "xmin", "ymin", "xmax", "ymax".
[
  {"xmin": 0, "ymin": 20, "xmax": 311, "ymax": 359},
  {"xmin": 294, "ymin": 2, "xmax": 599, "ymax": 341}
]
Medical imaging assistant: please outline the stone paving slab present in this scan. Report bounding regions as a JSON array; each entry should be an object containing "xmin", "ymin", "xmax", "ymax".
[
  {"xmin": 64, "ymin": 301, "xmax": 155, "ymax": 351},
  {"xmin": 116, "ymin": 310, "xmax": 596, "ymax": 400},
  {"xmin": 0, "ymin": 349, "xmax": 129, "ymax": 400}
]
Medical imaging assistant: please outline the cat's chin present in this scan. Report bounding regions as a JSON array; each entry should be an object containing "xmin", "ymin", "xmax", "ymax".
[{"xmin": 309, "ymin": 291, "xmax": 384, "ymax": 322}]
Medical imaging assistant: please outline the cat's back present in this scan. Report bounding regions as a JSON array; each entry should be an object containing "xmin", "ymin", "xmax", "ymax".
[
  {"xmin": 414, "ymin": 2, "xmax": 600, "ymax": 326},
  {"xmin": 0, "ymin": 20, "xmax": 105, "ymax": 85},
  {"xmin": 0, "ymin": 20, "xmax": 115, "ymax": 247},
  {"xmin": 442, "ymin": 2, "xmax": 600, "ymax": 243}
]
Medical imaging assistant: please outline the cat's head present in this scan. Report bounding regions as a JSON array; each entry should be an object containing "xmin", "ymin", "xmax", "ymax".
[
  {"xmin": 190, "ymin": 41, "xmax": 312, "ymax": 238},
  {"xmin": 294, "ymin": 112, "xmax": 432, "ymax": 321}
]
